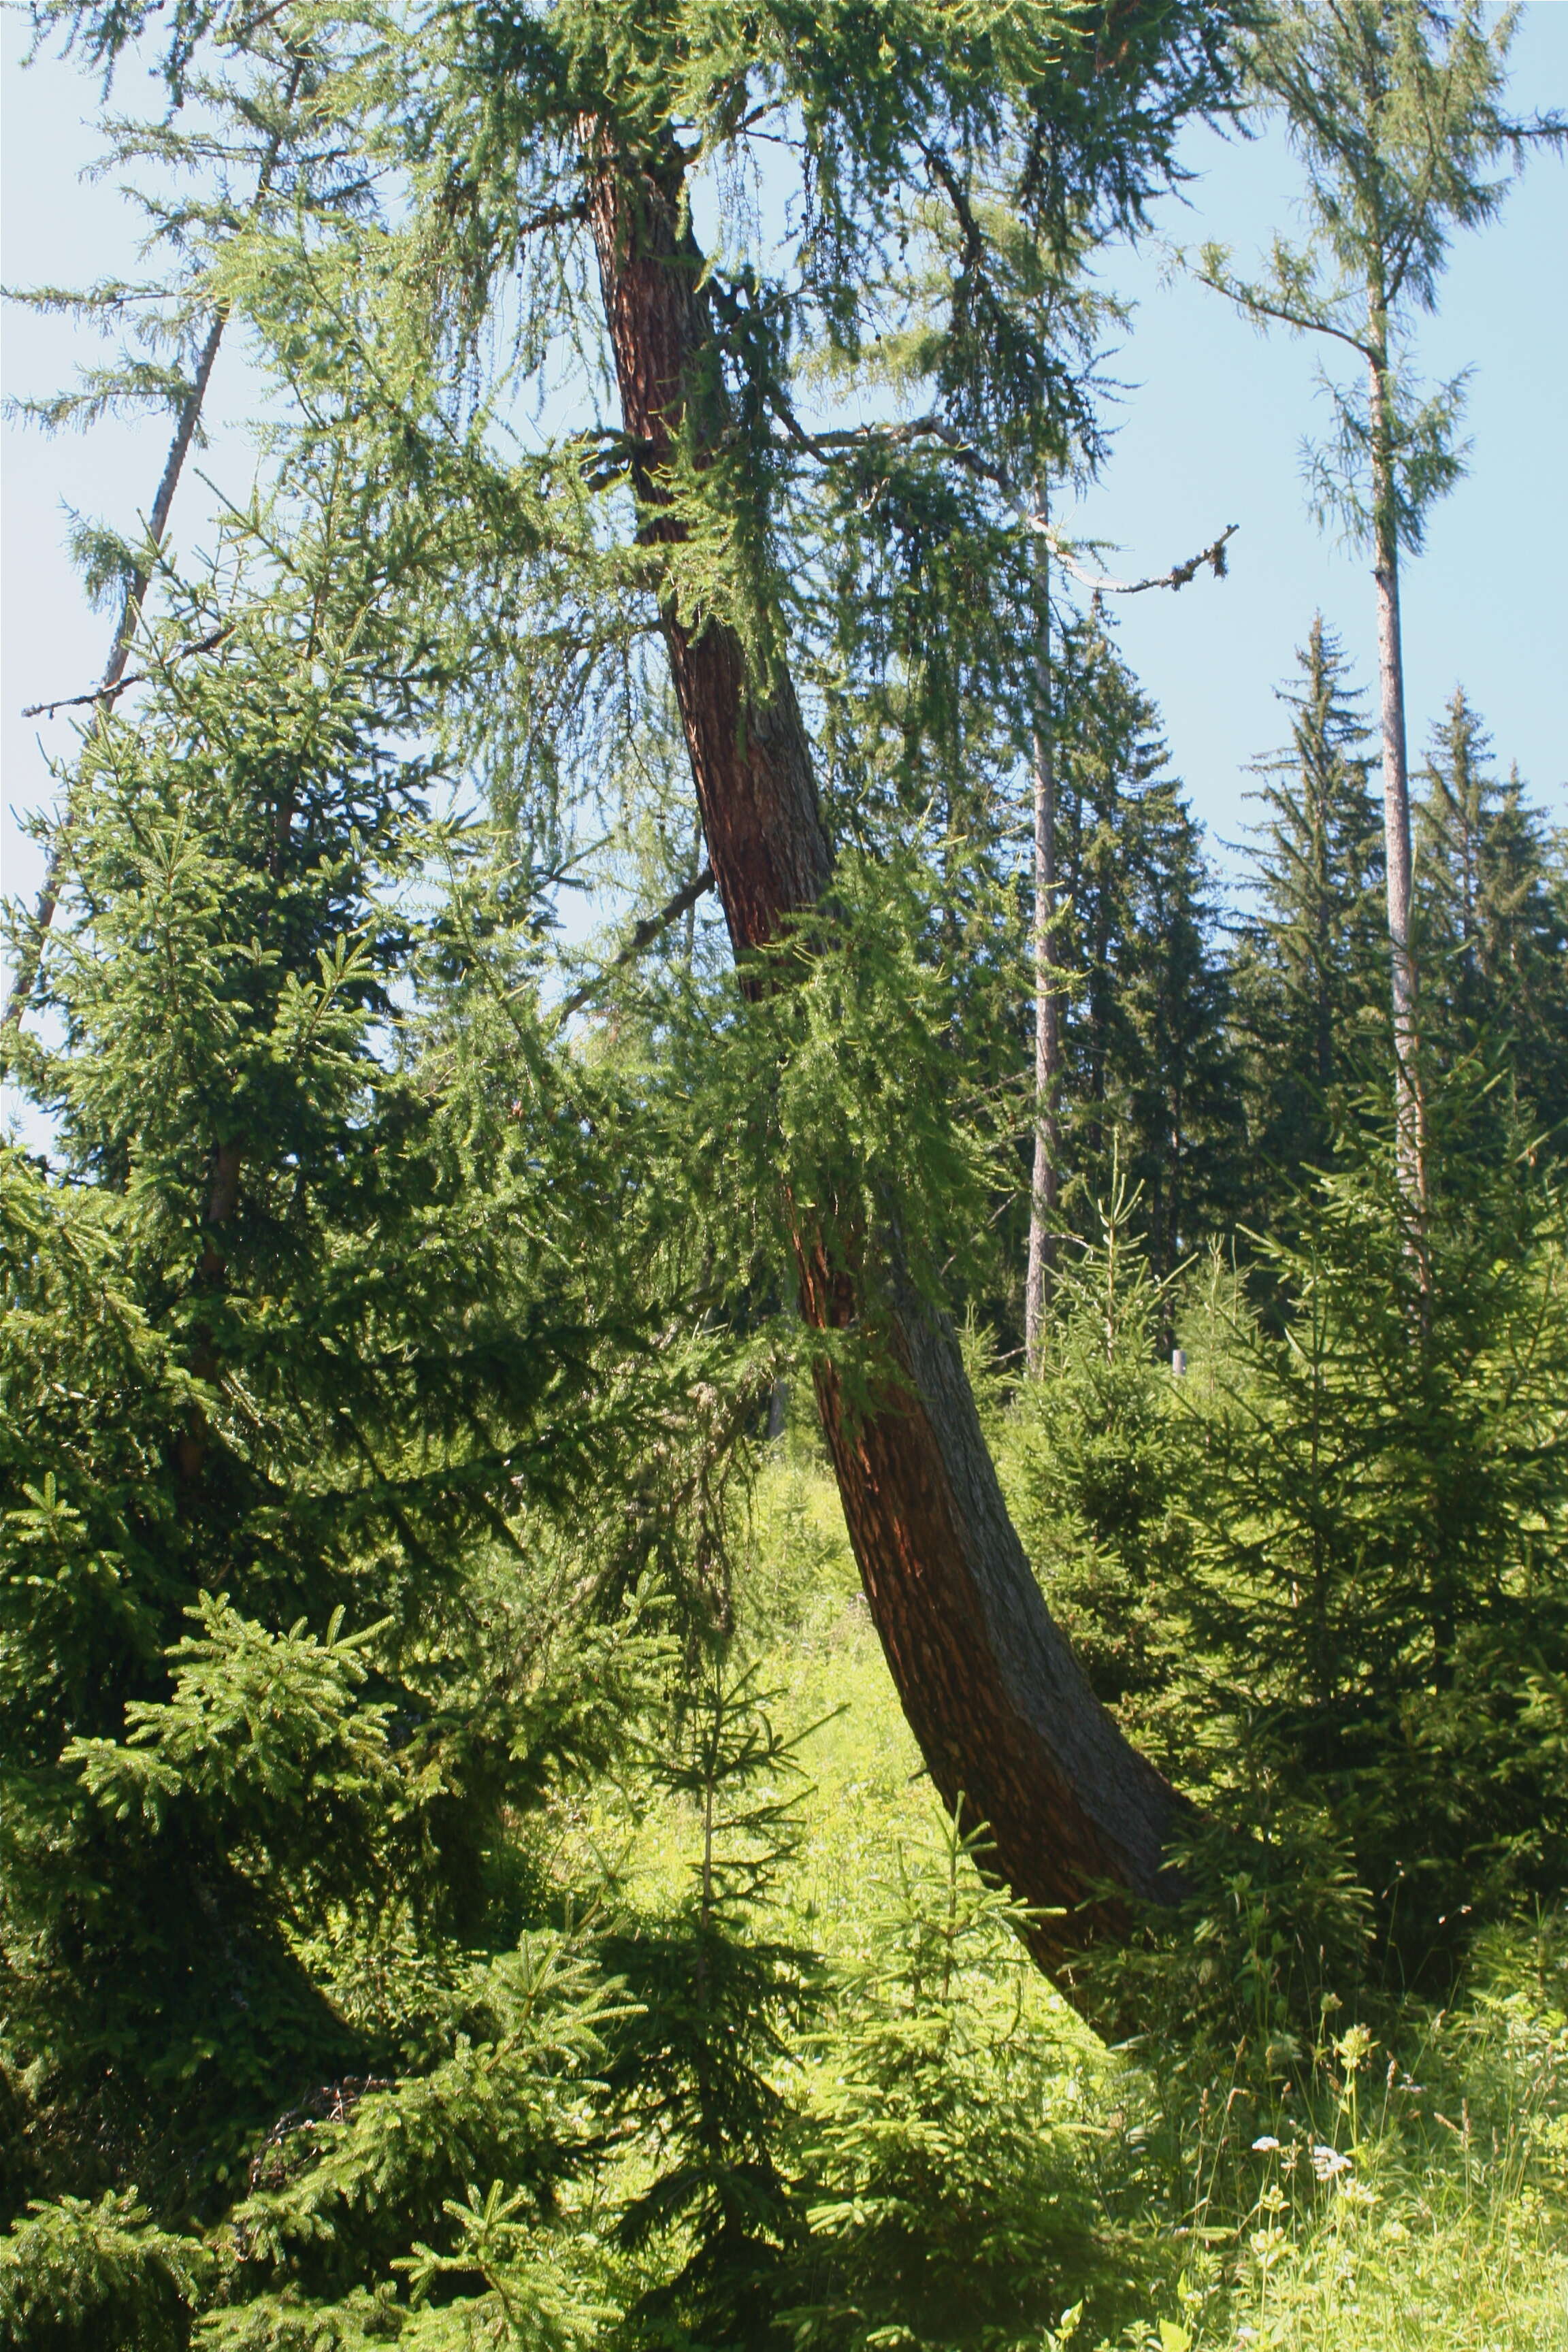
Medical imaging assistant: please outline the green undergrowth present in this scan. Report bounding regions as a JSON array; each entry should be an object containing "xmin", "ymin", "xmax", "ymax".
[
  {"xmin": 3, "ymin": 1446, "xmax": 1565, "ymax": 2351},
  {"xmin": 578, "ymin": 1446, "xmax": 1568, "ymax": 2352}
]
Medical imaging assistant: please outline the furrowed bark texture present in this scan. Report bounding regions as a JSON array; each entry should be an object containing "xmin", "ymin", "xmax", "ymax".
[{"xmin": 587, "ymin": 142, "xmax": 1186, "ymax": 1961}]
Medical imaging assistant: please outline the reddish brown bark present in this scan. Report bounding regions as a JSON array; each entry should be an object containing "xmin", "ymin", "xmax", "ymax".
[
  {"xmin": 586, "ymin": 138, "xmax": 832, "ymax": 938},
  {"xmin": 586, "ymin": 137, "xmax": 1187, "ymax": 1963}
]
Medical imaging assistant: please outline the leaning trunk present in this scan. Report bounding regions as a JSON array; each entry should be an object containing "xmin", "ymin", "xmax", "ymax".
[
  {"xmin": 586, "ymin": 138, "xmax": 1186, "ymax": 1965},
  {"xmin": 4, "ymin": 54, "xmax": 306, "ymax": 1034},
  {"xmin": 1, "ymin": 313, "xmax": 226, "ymax": 1032}
]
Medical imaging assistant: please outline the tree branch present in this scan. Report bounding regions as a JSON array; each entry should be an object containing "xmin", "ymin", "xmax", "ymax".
[
  {"xmin": 553, "ymin": 865, "xmax": 715, "ymax": 1025},
  {"xmin": 1049, "ymin": 519, "xmax": 1238, "ymax": 596},
  {"xmin": 1194, "ymin": 269, "xmax": 1375, "ymax": 361},
  {"xmin": 4, "ymin": 52, "xmax": 306, "ymax": 1033},
  {"xmin": 769, "ymin": 397, "xmax": 1238, "ymax": 597},
  {"xmin": 20, "ymin": 624, "xmax": 232, "ymax": 720}
]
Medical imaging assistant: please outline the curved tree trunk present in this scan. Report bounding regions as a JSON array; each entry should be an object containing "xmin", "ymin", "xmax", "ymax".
[{"xmin": 586, "ymin": 140, "xmax": 1187, "ymax": 1966}]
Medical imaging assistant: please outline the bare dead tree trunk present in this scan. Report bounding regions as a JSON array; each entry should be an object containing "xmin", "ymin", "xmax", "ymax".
[
  {"xmin": 587, "ymin": 137, "xmax": 1186, "ymax": 1966},
  {"xmin": 1024, "ymin": 514, "xmax": 1062, "ymax": 1377},
  {"xmin": 1367, "ymin": 337, "xmax": 1425, "ymax": 1220}
]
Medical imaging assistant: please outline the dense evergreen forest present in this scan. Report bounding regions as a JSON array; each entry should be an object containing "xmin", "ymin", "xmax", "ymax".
[{"xmin": 2, "ymin": 0, "xmax": 1566, "ymax": 2344}]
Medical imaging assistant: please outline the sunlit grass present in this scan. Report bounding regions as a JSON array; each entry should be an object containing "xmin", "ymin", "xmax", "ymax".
[{"xmin": 725, "ymin": 1447, "xmax": 1568, "ymax": 2352}]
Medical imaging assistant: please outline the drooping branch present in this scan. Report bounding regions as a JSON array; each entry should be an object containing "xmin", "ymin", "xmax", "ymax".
[{"xmin": 1188, "ymin": 258, "xmax": 1376, "ymax": 360}]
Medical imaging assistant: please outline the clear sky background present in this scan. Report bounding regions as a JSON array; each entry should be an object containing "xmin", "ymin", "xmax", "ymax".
[{"xmin": 4, "ymin": 1, "xmax": 1565, "ymax": 961}]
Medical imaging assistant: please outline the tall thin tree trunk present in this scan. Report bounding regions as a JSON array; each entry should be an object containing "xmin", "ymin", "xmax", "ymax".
[
  {"xmin": 3, "ymin": 314, "xmax": 224, "ymax": 1031},
  {"xmin": 5, "ymin": 56, "xmax": 306, "ymax": 1032},
  {"xmin": 1024, "ymin": 514, "xmax": 1061, "ymax": 1377},
  {"xmin": 1367, "ymin": 336, "xmax": 1424, "ymax": 1213},
  {"xmin": 586, "ymin": 139, "xmax": 1186, "ymax": 1967},
  {"xmin": 1313, "ymin": 775, "xmax": 1333, "ymax": 1095}
]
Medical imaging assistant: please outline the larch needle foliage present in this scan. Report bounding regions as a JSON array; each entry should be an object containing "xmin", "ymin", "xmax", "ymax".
[{"xmin": 3, "ymin": 0, "xmax": 1567, "ymax": 2345}]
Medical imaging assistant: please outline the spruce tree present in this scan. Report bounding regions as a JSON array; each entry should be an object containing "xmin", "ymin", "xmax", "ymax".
[
  {"xmin": 1050, "ymin": 623, "xmax": 1239, "ymax": 1281},
  {"xmin": 1232, "ymin": 616, "xmax": 1387, "ymax": 1205},
  {"xmin": 1416, "ymin": 689, "xmax": 1568, "ymax": 1139},
  {"xmin": 0, "ymin": 398, "xmax": 702, "ymax": 2224},
  {"xmin": 1180, "ymin": 1083, "xmax": 1568, "ymax": 1967},
  {"xmin": 600, "ymin": 1666, "xmax": 820, "ymax": 2345},
  {"xmin": 1197, "ymin": 0, "xmax": 1565, "ymax": 1212},
  {"xmin": 789, "ymin": 1810, "xmax": 1100, "ymax": 2349},
  {"xmin": 1002, "ymin": 1168, "xmax": 1195, "ymax": 1755}
]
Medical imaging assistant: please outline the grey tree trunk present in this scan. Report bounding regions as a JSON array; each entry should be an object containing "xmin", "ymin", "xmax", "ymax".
[
  {"xmin": 1367, "ymin": 336, "xmax": 1425, "ymax": 1215},
  {"xmin": 2, "ymin": 314, "xmax": 225, "ymax": 1032},
  {"xmin": 5, "ymin": 53, "xmax": 306, "ymax": 1032},
  {"xmin": 1024, "ymin": 514, "xmax": 1062, "ymax": 1377}
]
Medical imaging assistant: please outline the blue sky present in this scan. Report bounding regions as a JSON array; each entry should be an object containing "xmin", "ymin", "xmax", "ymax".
[
  {"xmin": 1070, "ymin": 2, "xmax": 1568, "ymax": 864},
  {"xmin": 4, "ymin": 2, "xmax": 1565, "ymax": 956}
]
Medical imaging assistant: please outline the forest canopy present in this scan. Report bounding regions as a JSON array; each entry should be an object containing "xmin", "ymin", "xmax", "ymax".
[{"xmin": 1, "ymin": 1, "xmax": 1566, "ymax": 2347}]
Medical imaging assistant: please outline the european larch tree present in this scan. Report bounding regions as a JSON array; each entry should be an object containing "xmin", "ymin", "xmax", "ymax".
[
  {"xmin": 379, "ymin": 0, "xmax": 1245, "ymax": 1953},
  {"xmin": 1197, "ymin": 0, "xmax": 1563, "ymax": 1215},
  {"xmin": 16, "ymin": 0, "xmax": 1243, "ymax": 1965}
]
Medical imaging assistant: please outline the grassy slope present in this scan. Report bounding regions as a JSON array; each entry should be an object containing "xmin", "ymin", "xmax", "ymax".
[{"xmin": 658, "ymin": 1446, "xmax": 1568, "ymax": 2352}]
